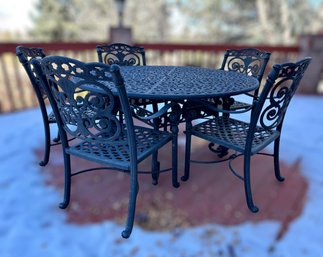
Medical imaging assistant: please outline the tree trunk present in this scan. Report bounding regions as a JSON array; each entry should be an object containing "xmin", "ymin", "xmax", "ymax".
[{"xmin": 256, "ymin": 0, "xmax": 274, "ymax": 44}]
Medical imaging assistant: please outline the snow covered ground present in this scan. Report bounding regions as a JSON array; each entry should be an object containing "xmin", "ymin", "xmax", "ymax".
[{"xmin": 0, "ymin": 95, "xmax": 322, "ymax": 257}]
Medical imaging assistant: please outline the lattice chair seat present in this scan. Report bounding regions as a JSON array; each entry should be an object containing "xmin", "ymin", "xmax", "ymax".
[
  {"xmin": 183, "ymin": 57, "xmax": 312, "ymax": 214},
  {"xmin": 191, "ymin": 117, "xmax": 279, "ymax": 155},
  {"xmin": 68, "ymin": 125, "xmax": 172, "ymax": 169}
]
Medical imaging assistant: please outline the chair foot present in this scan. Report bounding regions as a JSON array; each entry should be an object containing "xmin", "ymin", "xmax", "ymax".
[
  {"xmin": 53, "ymin": 131, "xmax": 60, "ymax": 143},
  {"xmin": 39, "ymin": 160, "xmax": 48, "ymax": 166},
  {"xmin": 218, "ymin": 148, "xmax": 229, "ymax": 158},
  {"xmin": 59, "ymin": 200, "xmax": 69, "ymax": 209},
  {"xmin": 249, "ymin": 205, "xmax": 259, "ymax": 213},
  {"xmin": 122, "ymin": 181, "xmax": 139, "ymax": 239},
  {"xmin": 274, "ymin": 160, "xmax": 285, "ymax": 182},
  {"xmin": 121, "ymin": 229, "xmax": 131, "ymax": 239},
  {"xmin": 39, "ymin": 145, "xmax": 50, "ymax": 166},
  {"xmin": 181, "ymin": 175, "xmax": 189, "ymax": 182},
  {"xmin": 173, "ymin": 181, "xmax": 180, "ymax": 188},
  {"xmin": 52, "ymin": 137, "xmax": 60, "ymax": 143},
  {"xmin": 276, "ymin": 175, "xmax": 285, "ymax": 182}
]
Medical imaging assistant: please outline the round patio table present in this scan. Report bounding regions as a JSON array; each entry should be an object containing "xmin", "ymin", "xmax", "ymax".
[{"xmin": 79, "ymin": 65, "xmax": 260, "ymax": 189}]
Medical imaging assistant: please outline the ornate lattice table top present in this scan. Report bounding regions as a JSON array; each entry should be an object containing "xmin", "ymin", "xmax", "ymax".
[{"xmin": 118, "ymin": 66, "xmax": 259, "ymax": 100}]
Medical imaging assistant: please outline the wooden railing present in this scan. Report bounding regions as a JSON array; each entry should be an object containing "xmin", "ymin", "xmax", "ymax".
[{"xmin": 0, "ymin": 42, "xmax": 299, "ymax": 113}]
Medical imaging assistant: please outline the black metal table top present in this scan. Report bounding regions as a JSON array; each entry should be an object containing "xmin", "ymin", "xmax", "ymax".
[{"xmin": 118, "ymin": 66, "xmax": 259, "ymax": 100}]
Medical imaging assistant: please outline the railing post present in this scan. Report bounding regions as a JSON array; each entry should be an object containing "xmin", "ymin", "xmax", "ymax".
[{"xmin": 298, "ymin": 34, "xmax": 323, "ymax": 94}]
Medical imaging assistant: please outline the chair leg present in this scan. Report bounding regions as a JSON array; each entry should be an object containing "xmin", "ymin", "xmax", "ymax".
[
  {"xmin": 182, "ymin": 121, "xmax": 192, "ymax": 181},
  {"xmin": 151, "ymin": 151, "xmax": 160, "ymax": 185},
  {"xmin": 171, "ymin": 124, "xmax": 180, "ymax": 188},
  {"xmin": 274, "ymin": 137, "xmax": 285, "ymax": 182},
  {"xmin": 59, "ymin": 152, "xmax": 71, "ymax": 209},
  {"xmin": 151, "ymin": 106, "xmax": 161, "ymax": 185},
  {"xmin": 122, "ymin": 169, "xmax": 139, "ymax": 239},
  {"xmin": 39, "ymin": 109, "xmax": 51, "ymax": 167},
  {"xmin": 53, "ymin": 130, "xmax": 60, "ymax": 143},
  {"xmin": 243, "ymin": 153, "xmax": 259, "ymax": 213}
]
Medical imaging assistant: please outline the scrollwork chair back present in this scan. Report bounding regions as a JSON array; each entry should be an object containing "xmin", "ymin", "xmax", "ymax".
[
  {"xmin": 221, "ymin": 48, "xmax": 271, "ymax": 82},
  {"xmin": 220, "ymin": 48, "xmax": 271, "ymax": 103},
  {"xmin": 37, "ymin": 56, "xmax": 126, "ymax": 145},
  {"xmin": 96, "ymin": 43, "xmax": 146, "ymax": 66},
  {"xmin": 252, "ymin": 57, "xmax": 312, "ymax": 133}
]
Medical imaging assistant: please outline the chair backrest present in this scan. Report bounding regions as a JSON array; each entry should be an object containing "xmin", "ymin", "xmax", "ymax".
[
  {"xmin": 16, "ymin": 46, "xmax": 47, "ymax": 98},
  {"xmin": 250, "ymin": 57, "xmax": 312, "ymax": 134},
  {"xmin": 220, "ymin": 48, "xmax": 271, "ymax": 83},
  {"xmin": 32, "ymin": 56, "xmax": 136, "ymax": 151},
  {"xmin": 96, "ymin": 43, "xmax": 146, "ymax": 66}
]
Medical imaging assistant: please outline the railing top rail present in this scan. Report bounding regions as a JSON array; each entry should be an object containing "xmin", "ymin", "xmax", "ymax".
[
  {"xmin": 139, "ymin": 43, "xmax": 300, "ymax": 53},
  {"xmin": 0, "ymin": 42, "xmax": 299, "ymax": 55},
  {"xmin": 0, "ymin": 42, "xmax": 100, "ymax": 54}
]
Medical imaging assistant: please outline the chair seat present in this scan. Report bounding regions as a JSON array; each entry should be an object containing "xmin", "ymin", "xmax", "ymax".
[
  {"xmin": 191, "ymin": 116, "xmax": 280, "ymax": 154},
  {"xmin": 67, "ymin": 125, "xmax": 172, "ymax": 170}
]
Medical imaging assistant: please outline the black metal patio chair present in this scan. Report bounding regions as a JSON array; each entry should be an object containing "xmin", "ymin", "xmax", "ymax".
[
  {"xmin": 32, "ymin": 55, "xmax": 180, "ymax": 238},
  {"xmin": 183, "ymin": 57, "xmax": 311, "ymax": 213},
  {"xmin": 96, "ymin": 43, "xmax": 168, "ymax": 174},
  {"xmin": 96, "ymin": 43, "xmax": 163, "ymax": 111},
  {"xmin": 16, "ymin": 46, "xmax": 59, "ymax": 166},
  {"xmin": 218, "ymin": 48, "xmax": 271, "ymax": 110},
  {"xmin": 189, "ymin": 48, "xmax": 272, "ymax": 157},
  {"xmin": 186, "ymin": 48, "xmax": 271, "ymax": 117}
]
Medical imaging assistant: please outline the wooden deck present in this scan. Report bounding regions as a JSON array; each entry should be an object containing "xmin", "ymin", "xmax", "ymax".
[{"xmin": 36, "ymin": 132, "xmax": 307, "ymax": 240}]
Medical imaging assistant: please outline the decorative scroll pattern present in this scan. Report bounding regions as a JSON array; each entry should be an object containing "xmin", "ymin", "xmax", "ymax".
[
  {"xmin": 259, "ymin": 58, "xmax": 311, "ymax": 130},
  {"xmin": 223, "ymin": 48, "xmax": 270, "ymax": 81},
  {"xmin": 41, "ymin": 57, "xmax": 123, "ymax": 143},
  {"xmin": 97, "ymin": 43, "xmax": 145, "ymax": 66}
]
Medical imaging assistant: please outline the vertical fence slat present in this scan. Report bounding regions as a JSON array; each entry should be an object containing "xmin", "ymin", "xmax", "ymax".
[
  {"xmin": 0, "ymin": 54, "xmax": 17, "ymax": 112},
  {"xmin": 12, "ymin": 55, "xmax": 29, "ymax": 109}
]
